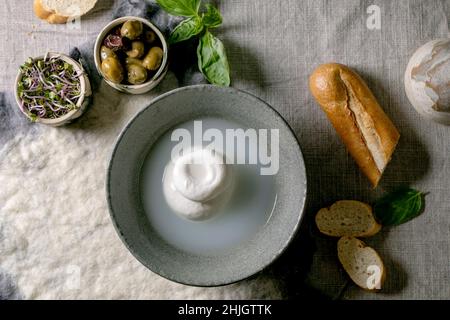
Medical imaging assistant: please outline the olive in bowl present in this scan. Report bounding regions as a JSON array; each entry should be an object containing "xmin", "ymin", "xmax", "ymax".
[
  {"xmin": 94, "ymin": 16, "xmax": 168, "ymax": 94},
  {"xmin": 102, "ymin": 57, "xmax": 124, "ymax": 83},
  {"xmin": 127, "ymin": 64, "xmax": 148, "ymax": 85}
]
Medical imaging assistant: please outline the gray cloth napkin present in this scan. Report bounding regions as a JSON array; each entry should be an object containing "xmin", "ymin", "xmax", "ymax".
[{"xmin": 0, "ymin": 269, "xmax": 21, "ymax": 300}]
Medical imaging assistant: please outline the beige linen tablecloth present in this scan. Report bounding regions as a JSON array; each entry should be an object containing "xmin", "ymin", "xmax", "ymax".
[{"xmin": 0, "ymin": 0, "xmax": 449, "ymax": 299}]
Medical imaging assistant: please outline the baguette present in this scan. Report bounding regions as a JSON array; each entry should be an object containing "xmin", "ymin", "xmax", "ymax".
[
  {"xmin": 33, "ymin": 0, "xmax": 97, "ymax": 24},
  {"xmin": 309, "ymin": 63, "xmax": 400, "ymax": 187},
  {"xmin": 315, "ymin": 200, "xmax": 381, "ymax": 237},
  {"xmin": 337, "ymin": 236, "xmax": 385, "ymax": 290}
]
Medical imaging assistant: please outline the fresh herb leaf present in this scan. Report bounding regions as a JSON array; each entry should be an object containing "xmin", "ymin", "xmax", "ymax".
[
  {"xmin": 197, "ymin": 31, "xmax": 230, "ymax": 86},
  {"xmin": 169, "ymin": 16, "xmax": 204, "ymax": 44},
  {"xmin": 157, "ymin": 0, "xmax": 231, "ymax": 85},
  {"xmin": 156, "ymin": 0, "xmax": 201, "ymax": 17},
  {"xmin": 374, "ymin": 187, "xmax": 425, "ymax": 226},
  {"xmin": 202, "ymin": 4, "xmax": 222, "ymax": 28}
]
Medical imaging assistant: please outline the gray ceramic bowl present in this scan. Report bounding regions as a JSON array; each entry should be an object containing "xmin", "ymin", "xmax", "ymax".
[{"xmin": 107, "ymin": 85, "xmax": 307, "ymax": 286}]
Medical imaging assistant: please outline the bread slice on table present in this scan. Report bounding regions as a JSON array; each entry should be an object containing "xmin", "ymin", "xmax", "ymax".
[
  {"xmin": 337, "ymin": 236, "xmax": 385, "ymax": 290},
  {"xmin": 309, "ymin": 63, "xmax": 400, "ymax": 187},
  {"xmin": 34, "ymin": 0, "xmax": 97, "ymax": 24},
  {"xmin": 315, "ymin": 200, "xmax": 381, "ymax": 237}
]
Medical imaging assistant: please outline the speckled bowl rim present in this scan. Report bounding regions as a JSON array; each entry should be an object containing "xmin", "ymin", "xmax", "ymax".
[{"xmin": 106, "ymin": 85, "xmax": 307, "ymax": 287}]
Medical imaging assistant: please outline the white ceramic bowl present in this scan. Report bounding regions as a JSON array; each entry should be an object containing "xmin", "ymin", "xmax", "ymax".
[
  {"xmin": 14, "ymin": 52, "xmax": 92, "ymax": 127},
  {"xmin": 94, "ymin": 16, "xmax": 169, "ymax": 94}
]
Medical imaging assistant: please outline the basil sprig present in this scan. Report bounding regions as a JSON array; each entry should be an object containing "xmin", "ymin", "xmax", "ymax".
[
  {"xmin": 197, "ymin": 31, "xmax": 230, "ymax": 86},
  {"xmin": 156, "ymin": 0, "xmax": 201, "ymax": 17},
  {"xmin": 157, "ymin": 0, "xmax": 230, "ymax": 86},
  {"xmin": 202, "ymin": 4, "xmax": 222, "ymax": 28},
  {"xmin": 169, "ymin": 16, "xmax": 204, "ymax": 44},
  {"xmin": 374, "ymin": 187, "xmax": 425, "ymax": 226}
]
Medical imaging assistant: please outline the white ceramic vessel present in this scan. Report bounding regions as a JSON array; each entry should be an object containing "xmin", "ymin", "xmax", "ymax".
[
  {"xmin": 14, "ymin": 52, "xmax": 92, "ymax": 127},
  {"xmin": 94, "ymin": 16, "xmax": 169, "ymax": 94}
]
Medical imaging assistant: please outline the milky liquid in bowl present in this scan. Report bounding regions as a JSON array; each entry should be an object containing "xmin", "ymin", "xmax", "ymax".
[{"xmin": 140, "ymin": 117, "xmax": 277, "ymax": 255}]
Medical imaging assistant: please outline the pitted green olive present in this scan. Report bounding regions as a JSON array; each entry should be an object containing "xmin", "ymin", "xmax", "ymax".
[
  {"xmin": 142, "ymin": 47, "xmax": 163, "ymax": 71},
  {"xmin": 126, "ymin": 41, "xmax": 145, "ymax": 58},
  {"xmin": 125, "ymin": 57, "xmax": 144, "ymax": 67},
  {"xmin": 120, "ymin": 20, "xmax": 143, "ymax": 40},
  {"xmin": 126, "ymin": 64, "xmax": 148, "ymax": 85},
  {"xmin": 101, "ymin": 57, "xmax": 124, "ymax": 84},
  {"xmin": 100, "ymin": 46, "xmax": 117, "ymax": 60}
]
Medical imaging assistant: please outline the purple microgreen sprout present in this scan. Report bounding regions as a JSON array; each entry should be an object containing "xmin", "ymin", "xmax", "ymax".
[{"xmin": 17, "ymin": 54, "xmax": 83, "ymax": 121}]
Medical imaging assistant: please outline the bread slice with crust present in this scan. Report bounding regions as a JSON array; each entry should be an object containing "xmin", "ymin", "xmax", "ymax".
[
  {"xmin": 34, "ymin": 0, "xmax": 97, "ymax": 24},
  {"xmin": 337, "ymin": 236, "xmax": 385, "ymax": 290},
  {"xmin": 315, "ymin": 200, "xmax": 381, "ymax": 237}
]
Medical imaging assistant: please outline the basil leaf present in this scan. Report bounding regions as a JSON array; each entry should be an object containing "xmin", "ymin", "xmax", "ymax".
[
  {"xmin": 374, "ymin": 187, "xmax": 425, "ymax": 226},
  {"xmin": 156, "ymin": 0, "xmax": 201, "ymax": 17},
  {"xmin": 169, "ymin": 16, "xmax": 204, "ymax": 44},
  {"xmin": 197, "ymin": 31, "xmax": 230, "ymax": 86},
  {"xmin": 202, "ymin": 4, "xmax": 222, "ymax": 28}
]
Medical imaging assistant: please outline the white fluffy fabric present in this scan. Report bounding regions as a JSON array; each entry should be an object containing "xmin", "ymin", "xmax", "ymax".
[{"xmin": 0, "ymin": 74, "xmax": 283, "ymax": 299}]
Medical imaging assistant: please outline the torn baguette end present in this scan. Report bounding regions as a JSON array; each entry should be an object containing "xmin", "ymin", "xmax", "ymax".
[{"xmin": 309, "ymin": 63, "xmax": 400, "ymax": 188}]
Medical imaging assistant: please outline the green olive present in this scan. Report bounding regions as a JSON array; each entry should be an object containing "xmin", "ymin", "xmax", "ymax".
[
  {"xmin": 142, "ymin": 47, "xmax": 163, "ymax": 71},
  {"xmin": 101, "ymin": 57, "xmax": 124, "ymax": 84},
  {"xmin": 126, "ymin": 41, "xmax": 145, "ymax": 58},
  {"xmin": 126, "ymin": 64, "xmax": 148, "ymax": 85},
  {"xmin": 120, "ymin": 20, "xmax": 143, "ymax": 40},
  {"xmin": 125, "ymin": 57, "xmax": 144, "ymax": 67},
  {"xmin": 143, "ymin": 30, "xmax": 157, "ymax": 44},
  {"xmin": 100, "ymin": 46, "xmax": 117, "ymax": 60}
]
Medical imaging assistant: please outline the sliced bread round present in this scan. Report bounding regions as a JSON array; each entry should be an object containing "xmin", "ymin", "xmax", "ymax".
[
  {"xmin": 315, "ymin": 200, "xmax": 381, "ymax": 237},
  {"xmin": 337, "ymin": 236, "xmax": 385, "ymax": 290},
  {"xmin": 34, "ymin": 0, "xmax": 97, "ymax": 24}
]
